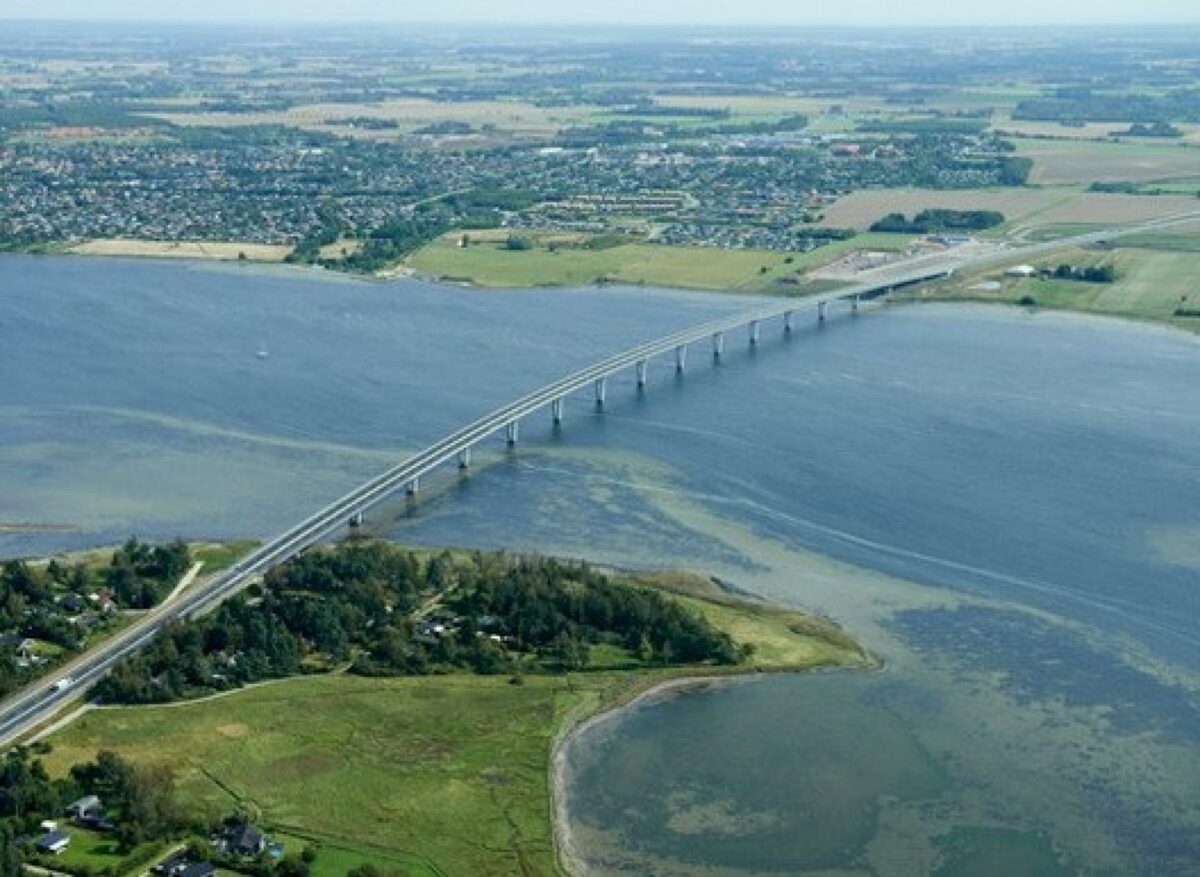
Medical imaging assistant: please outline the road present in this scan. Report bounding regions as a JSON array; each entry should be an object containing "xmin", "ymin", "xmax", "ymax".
[{"xmin": 2, "ymin": 210, "xmax": 1198, "ymax": 747}]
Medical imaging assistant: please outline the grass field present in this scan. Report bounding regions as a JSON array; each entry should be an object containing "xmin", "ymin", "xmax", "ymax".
[
  {"xmin": 68, "ymin": 239, "xmax": 292, "ymax": 262},
  {"xmin": 39, "ymin": 572, "xmax": 869, "ymax": 877},
  {"xmin": 913, "ymin": 241, "xmax": 1200, "ymax": 331},
  {"xmin": 407, "ymin": 229, "xmax": 911, "ymax": 293}
]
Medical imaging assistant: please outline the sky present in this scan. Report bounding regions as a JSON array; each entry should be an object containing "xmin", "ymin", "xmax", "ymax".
[{"xmin": 3, "ymin": 0, "xmax": 1200, "ymax": 26}]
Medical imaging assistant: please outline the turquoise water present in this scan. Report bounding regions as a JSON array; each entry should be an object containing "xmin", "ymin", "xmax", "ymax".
[{"xmin": 1, "ymin": 255, "xmax": 1197, "ymax": 874}]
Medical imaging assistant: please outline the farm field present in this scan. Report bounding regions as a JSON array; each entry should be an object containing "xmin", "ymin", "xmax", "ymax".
[
  {"xmin": 1023, "ymin": 192, "xmax": 1200, "ymax": 227},
  {"xmin": 68, "ymin": 239, "xmax": 292, "ymax": 262},
  {"xmin": 38, "ymin": 572, "xmax": 869, "ymax": 877},
  {"xmin": 818, "ymin": 186, "xmax": 1200, "ymax": 234},
  {"xmin": 818, "ymin": 187, "xmax": 1067, "ymax": 230},
  {"xmin": 991, "ymin": 116, "xmax": 1200, "ymax": 145},
  {"xmin": 1013, "ymin": 138, "xmax": 1200, "ymax": 184},
  {"xmin": 407, "ymin": 229, "xmax": 911, "ymax": 292},
  {"xmin": 148, "ymin": 98, "xmax": 595, "ymax": 140}
]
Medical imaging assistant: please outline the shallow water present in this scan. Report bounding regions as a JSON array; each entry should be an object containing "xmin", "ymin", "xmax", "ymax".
[{"xmin": 2, "ymin": 255, "xmax": 1197, "ymax": 875}]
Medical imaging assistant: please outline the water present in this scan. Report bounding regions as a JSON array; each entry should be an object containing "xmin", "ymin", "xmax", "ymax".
[{"xmin": 2, "ymin": 255, "xmax": 1198, "ymax": 875}]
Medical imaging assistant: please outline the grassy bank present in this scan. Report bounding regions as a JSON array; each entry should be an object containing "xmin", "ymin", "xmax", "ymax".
[
  {"xmin": 406, "ymin": 228, "xmax": 909, "ymax": 293},
  {"xmin": 38, "ymin": 571, "xmax": 869, "ymax": 877}
]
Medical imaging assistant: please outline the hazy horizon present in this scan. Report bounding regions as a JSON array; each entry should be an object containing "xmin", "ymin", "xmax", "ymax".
[{"xmin": 3, "ymin": 0, "xmax": 1200, "ymax": 27}]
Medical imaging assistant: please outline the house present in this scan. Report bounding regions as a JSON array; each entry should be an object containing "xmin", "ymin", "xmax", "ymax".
[
  {"xmin": 0, "ymin": 635, "xmax": 36, "ymax": 660},
  {"xmin": 179, "ymin": 862, "xmax": 216, "ymax": 877},
  {"xmin": 223, "ymin": 823, "xmax": 266, "ymax": 857},
  {"xmin": 87, "ymin": 590, "xmax": 117, "ymax": 613},
  {"xmin": 35, "ymin": 829, "xmax": 71, "ymax": 855},
  {"xmin": 67, "ymin": 794, "xmax": 102, "ymax": 821},
  {"xmin": 59, "ymin": 594, "xmax": 86, "ymax": 614}
]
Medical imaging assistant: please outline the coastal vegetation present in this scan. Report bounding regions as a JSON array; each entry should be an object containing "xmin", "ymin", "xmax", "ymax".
[
  {"xmin": 26, "ymin": 542, "xmax": 869, "ymax": 877},
  {"xmin": 94, "ymin": 542, "xmax": 770, "ymax": 704}
]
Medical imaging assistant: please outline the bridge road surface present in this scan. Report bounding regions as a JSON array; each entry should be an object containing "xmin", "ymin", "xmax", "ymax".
[{"xmin": 2, "ymin": 211, "xmax": 1199, "ymax": 747}]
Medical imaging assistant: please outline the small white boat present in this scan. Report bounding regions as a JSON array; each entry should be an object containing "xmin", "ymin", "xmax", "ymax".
[{"xmin": 256, "ymin": 346, "xmax": 269, "ymax": 360}]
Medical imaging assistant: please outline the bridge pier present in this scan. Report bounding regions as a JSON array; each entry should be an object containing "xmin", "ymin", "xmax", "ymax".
[
  {"xmin": 349, "ymin": 510, "xmax": 363, "ymax": 528},
  {"xmin": 506, "ymin": 420, "xmax": 520, "ymax": 446},
  {"xmin": 851, "ymin": 294, "xmax": 859, "ymax": 313},
  {"xmin": 636, "ymin": 359, "xmax": 648, "ymax": 389},
  {"xmin": 594, "ymin": 377, "xmax": 607, "ymax": 408},
  {"xmin": 712, "ymin": 331, "xmax": 724, "ymax": 360},
  {"xmin": 675, "ymin": 344, "xmax": 687, "ymax": 373},
  {"xmin": 749, "ymin": 320, "xmax": 760, "ymax": 345},
  {"xmin": 457, "ymin": 447, "xmax": 471, "ymax": 469},
  {"xmin": 817, "ymin": 301, "xmax": 827, "ymax": 323},
  {"xmin": 552, "ymin": 397, "xmax": 565, "ymax": 424},
  {"xmin": 406, "ymin": 476, "xmax": 420, "ymax": 496},
  {"xmin": 783, "ymin": 310, "xmax": 794, "ymax": 334}
]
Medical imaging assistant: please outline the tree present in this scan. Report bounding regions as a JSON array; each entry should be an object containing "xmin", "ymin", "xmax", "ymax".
[
  {"xmin": 277, "ymin": 856, "xmax": 310, "ymax": 877},
  {"xmin": 0, "ymin": 821, "xmax": 23, "ymax": 877},
  {"xmin": 0, "ymin": 749, "xmax": 58, "ymax": 826},
  {"xmin": 549, "ymin": 632, "xmax": 590, "ymax": 671},
  {"xmin": 71, "ymin": 751, "xmax": 183, "ymax": 848}
]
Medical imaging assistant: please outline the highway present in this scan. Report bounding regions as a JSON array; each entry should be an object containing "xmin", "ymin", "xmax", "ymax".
[{"xmin": 2, "ymin": 210, "xmax": 1198, "ymax": 747}]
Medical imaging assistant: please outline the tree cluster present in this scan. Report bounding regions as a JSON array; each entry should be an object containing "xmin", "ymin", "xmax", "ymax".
[
  {"xmin": 94, "ymin": 542, "xmax": 741, "ymax": 705},
  {"xmin": 0, "ymin": 748, "xmax": 185, "ymax": 875},
  {"xmin": 1014, "ymin": 87, "xmax": 1200, "ymax": 123},
  {"xmin": 67, "ymin": 752, "xmax": 183, "ymax": 848},
  {"xmin": 1116, "ymin": 121, "xmax": 1183, "ymax": 138},
  {"xmin": 870, "ymin": 209, "xmax": 1004, "ymax": 234},
  {"xmin": 103, "ymin": 538, "xmax": 191, "ymax": 610},
  {"xmin": 446, "ymin": 556, "xmax": 740, "ymax": 669},
  {"xmin": 1052, "ymin": 263, "xmax": 1116, "ymax": 283}
]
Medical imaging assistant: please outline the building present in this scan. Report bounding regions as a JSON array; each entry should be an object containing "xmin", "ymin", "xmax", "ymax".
[
  {"xmin": 35, "ymin": 830, "xmax": 71, "ymax": 855},
  {"xmin": 67, "ymin": 795, "xmax": 102, "ymax": 821},
  {"xmin": 1005, "ymin": 264, "xmax": 1037, "ymax": 278},
  {"xmin": 223, "ymin": 823, "xmax": 266, "ymax": 857}
]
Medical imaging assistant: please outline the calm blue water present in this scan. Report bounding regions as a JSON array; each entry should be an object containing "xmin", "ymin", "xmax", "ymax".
[{"xmin": 2, "ymin": 255, "xmax": 1198, "ymax": 875}]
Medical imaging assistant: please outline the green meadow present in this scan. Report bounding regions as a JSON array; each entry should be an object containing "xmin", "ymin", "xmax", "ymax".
[{"xmin": 39, "ymin": 573, "xmax": 869, "ymax": 877}]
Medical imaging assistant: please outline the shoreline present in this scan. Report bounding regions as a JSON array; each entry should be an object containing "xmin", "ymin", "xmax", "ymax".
[
  {"xmin": 4, "ymin": 247, "xmax": 1195, "ymax": 335},
  {"xmin": 550, "ymin": 672, "xmax": 745, "ymax": 876},
  {"xmin": 548, "ymin": 657, "xmax": 883, "ymax": 876}
]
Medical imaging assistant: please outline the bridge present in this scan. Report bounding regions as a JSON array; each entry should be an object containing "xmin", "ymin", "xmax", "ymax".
[{"xmin": 1, "ymin": 210, "xmax": 1199, "ymax": 746}]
